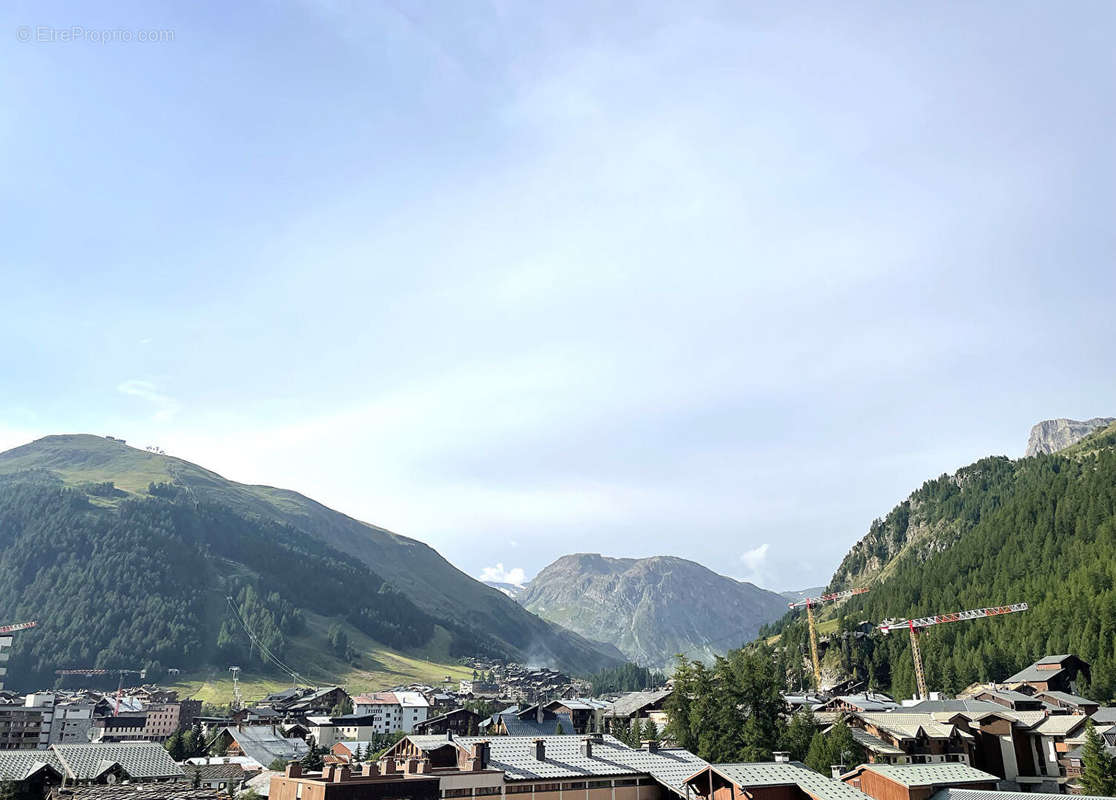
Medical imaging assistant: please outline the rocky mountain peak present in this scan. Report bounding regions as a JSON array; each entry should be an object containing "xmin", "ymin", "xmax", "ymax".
[{"xmin": 1025, "ymin": 417, "xmax": 1115, "ymax": 457}]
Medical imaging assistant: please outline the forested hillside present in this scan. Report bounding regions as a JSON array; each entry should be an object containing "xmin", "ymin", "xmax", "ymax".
[
  {"xmin": 0, "ymin": 473, "xmax": 441, "ymax": 686},
  {"xmin": 765, "ymin": 422, "xmax": 1116, "ymax": 702},
  {"xmin": 0, "ymin": 435, "xmax": 624, "ymax": 688}
]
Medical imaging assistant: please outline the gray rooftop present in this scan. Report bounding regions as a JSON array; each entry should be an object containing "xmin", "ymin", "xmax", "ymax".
[
  {"xmin": 1036, "ymin": 690, "xmax": 1095, "ymax": 706},
  {"xmin": 0, "ymin": 750, "xmax": 63, "ymax": 781},
  {"xmin": 53, "ymin": 788, "xmax": 219, "ymax": 800},
  {"xmin": 430, "ymin": 734, "xmax": 707, "ymax": 797},
  {"xmin": 708, "ymin": 762, "xmax": 871, "ymax": 800},
  {"xmin": 53, "ymin": 742, "xmax": 185, "ymax": 781},
  {"xmin": 1091, "ymin": 707, "xmax": 1116, "ymax": 724},
  {"xmin": 217, "ymin": 726, "xmax": 309, "ymax": 767},
  {"xmin": 930, "ymin": 790, "xmax": 1114, "ymax": 800},
  {"xmin": 607, "ymin": 690, "xmax": 672, "ymax": 718},
  {"xmin": 850, "ymin": 763, "xmax": 997, "ymax": 787}
]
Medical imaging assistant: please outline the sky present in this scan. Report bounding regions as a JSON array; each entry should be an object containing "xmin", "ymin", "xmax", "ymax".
[{"xmin": 2, "ymin": 1, "xmax": 1114, "ymax": 592}]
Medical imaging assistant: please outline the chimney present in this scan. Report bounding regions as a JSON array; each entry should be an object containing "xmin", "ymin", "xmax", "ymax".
[
  {"xmin": 773, "ymin": 752, "xmax": 790, "ymax": 763},
  {"xmin": 285, "ymin": 764, "xmax": 302, "ymax": 778},
  {"xmin": 830, "ymin": 765, "xmax": 847, "ymax": 780},
  {"xmin": 473, "ymin": 741, "xmax": 490, "ymax": 770},
  {"xmin": 534, "ymin": 739, "xmax": 546, "ymax": 761},
  {"xmin": 333, "ymin": 766, "xmax": 351, "ymax": 783},
  {"xmin": 361, "ymin": 763, "xmax": 380, "ymax": 777},
  {"xmin": 580, "ymin": 738, "xmax": 593, "ymax": 759},
  {"xmin": 641, "ymin": 740, "xmax": 659, "ymax": 753},
  {"xmin": 323, "ymin": 765, "xmax": 336, "ymax": 782}
]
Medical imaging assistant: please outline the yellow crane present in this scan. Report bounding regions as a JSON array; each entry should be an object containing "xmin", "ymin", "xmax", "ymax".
[
  {"xmin": 788, "ymin": 589, "xmax": 868, "ymax": 689},
  {"xmin": 878, "ymin": 602, "xmax": 1028, "ymax": 699}
]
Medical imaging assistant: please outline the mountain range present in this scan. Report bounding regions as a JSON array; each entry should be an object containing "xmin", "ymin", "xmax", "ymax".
[
  {"xmin": 0, "ymin": 434, "xmax": 624, "ymax": 690},
  {"xmin": 516, "ymin": 553, "xmax": 788, "ymax": 668}
]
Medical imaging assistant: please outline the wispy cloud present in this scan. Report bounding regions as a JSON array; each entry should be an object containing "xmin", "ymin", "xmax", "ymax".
[
  {"xmin": 739, "ymin": 543, "xmax": 771, "ymax": 586},
  {"xmin": 117, "ymin": 380, "xmax": 180, "ymax": 421},
  {"xmin": 478, "ymin": 563, "xmax": 527, "ymax": 587}
]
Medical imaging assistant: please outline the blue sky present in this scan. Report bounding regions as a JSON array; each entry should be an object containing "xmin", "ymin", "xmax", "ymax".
[{"xmin": 2, "ymin": 1, "xmax": 1114, "ymax": 592}]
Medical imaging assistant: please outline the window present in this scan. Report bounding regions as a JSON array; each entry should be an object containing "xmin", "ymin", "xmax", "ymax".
[
  {"xmin": 564, "ymin": 783, "xmax": 587, "ymax": 790},
  {"xmin": 444, "ymin": 789, "xmax": 472, "ymax": 798},
  {"xmin": 614, "ymin": 780, "xmax": 637, "ymax": 788},
  {"xmin": 475, "ymin": 788, "xmax": 502, "ymax": 796},
  {"xmin": 506, "ymin": 785, "xmax": 533, "ymax": 794},
  {"xmin": 588, "ymin": 781, "xmax": 611, "ymax": 789}
]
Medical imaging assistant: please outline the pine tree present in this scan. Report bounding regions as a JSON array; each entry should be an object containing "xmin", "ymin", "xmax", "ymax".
[
  {"xmin": 780, "ymin": 710, "xmax": 816, "ymax": 762},
  {"xmin": 641, "ymin": 719, "xmax": 659, "ymax": 742},
  {"xmin": 1080, "ymin": 720, "xmax": 1116, "ymax": 796}
]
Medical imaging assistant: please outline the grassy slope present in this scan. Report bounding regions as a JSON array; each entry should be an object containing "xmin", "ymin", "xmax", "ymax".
[
  {"xmin": 173, "ymin": 612, "xmax": 473, "ymax": 705},
  {"xmin": 0, "ymin": 435, "xmax": 625, "ymax": 674}
]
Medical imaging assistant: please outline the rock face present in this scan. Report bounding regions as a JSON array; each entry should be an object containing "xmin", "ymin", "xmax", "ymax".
[
  {"xmin": 517, "ymin": 553, "xmax": 788, "ymax": 668},
  {"xmin": 1025, "ymin": 418, "xmax": 1115, "ymax": 457}
]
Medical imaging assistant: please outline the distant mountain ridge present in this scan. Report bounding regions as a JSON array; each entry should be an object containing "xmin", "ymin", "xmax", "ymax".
[
  {"xmin": 1025, "ymin": 417, "xmax": 1115, "ymax": 456},
  {"xmin": 0, "ymin": 434, "xmax": 624, "ymax": 687},
  {"xmin": 517, "ymin": 553, "xmax": 788, "ymax": 668}
]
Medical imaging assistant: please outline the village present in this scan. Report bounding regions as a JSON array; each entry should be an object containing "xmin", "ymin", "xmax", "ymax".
[{"xmin": 1, "ymin": 649, "xmax": 1115, "ymax": 800}]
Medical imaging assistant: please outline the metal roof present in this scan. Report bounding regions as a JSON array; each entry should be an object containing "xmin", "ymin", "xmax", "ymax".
[
  {"xmin": 1033, "ymin": 715, "xmax": 1090, "ymax": 736},
  {"xmin": 848, "ymin": 764, "xmax": 997, "ymax": 787},
  {"xmin": 1090, "ymin": 706, "xmax": 1116, "ymax": 724},
  {"xmin": 450, "ymin": 734, "xmax": 707, "ymax": 796},
  {"xmin": 1036, "ymin": 690, "xmax": 1095, "ymax": 706},
  {"xmin": 0, "ymin": 751, "xmax": 63, "ymax": 781},
  {"xmin": 53, "ymin": 787, "xmax": 220, "ymax": 800},
  {"xmin": 847, "ymin": 727, "xmax": 904, "ymax": 755},
  {"xmin": 607, "ymin": 690, "xmax": 672, "ymax": 718},
  {"xmin": 930, "ymin": 789, "xmax": 1115, "ymax": 800},
  {"xmin": 218, "ymin": 726, "xmax": 309, "ymax": 768},
  {"xmin": 854, "ymin": 713, "xmax": 958, "ymax": 740},
  {"xmin": 708, "ymin": 762, "xmax": 871, "ymax": 800},
  {"xmin": 52, "ymin": 743, "xmax": 185, "ymax": 781}
]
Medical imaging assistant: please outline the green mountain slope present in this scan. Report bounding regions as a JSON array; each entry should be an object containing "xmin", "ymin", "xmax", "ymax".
[
  {"xmin": 519, "ymin": 553, "xmax": 789, "ymax": 668},
  {"xmin": 0, "ymin": 435, "xmax": 623, "ymax": 688},
  {"xmin": 765, "ymin": 421, "xmax": 1116, "ymax": 702}
]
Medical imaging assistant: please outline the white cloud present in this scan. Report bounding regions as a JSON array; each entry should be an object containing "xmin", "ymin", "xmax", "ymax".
[
  {"xmin": 478, "ymin": 563, "xmax": 527, "ymax": 587},
  {"xmin": 117, "ymin": 380, "xmax": 180, "ymax": 421},
  {"xmin": 739, "ymin": 543, "xmax": 771, "ymax": 586}
]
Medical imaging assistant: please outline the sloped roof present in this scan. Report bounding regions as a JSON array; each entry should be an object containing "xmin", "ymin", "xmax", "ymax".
[
  {"xmin": 186, "ymin": 762, "xmax": 247, "ymax": 781},
  {"xmin": 52, "ymin": 743, "xmax": 184, "ymax": 781},
  {"xmin": 394, "ymin": 691, "xmax": 430, "ymax": 708},
  {"xmin": 855, "ymin": 713, "xmax": 957, "ymax": 740},
  {"xmin": 607, "ymin": 690, "xmax": 672, "ymax": 718},
  {"xmin": 847, "ymin": 763, "xmax": 997, "ymax": 787},
  {"xmin": 53, "ymin": 787, "xmax": 220, "ymax": 800},
  {"xmin": 971, "ymin": 688, "xmax": 1037, "ymax": 705},
  {"xmin": 1034, "ymin": 715, "xmax": 1090, "ymax": 737},
  {"xmin": 0, "ymin": 751, "xmax": 63, "ymax": 781},
  {"xmin": 706, "ymin": 762, "xmax": 870, "ymax": 800},
  {"xmin": 847, "ymin": 726, "xmax": 904, "ymax": 755},
  {"xmin": 930, "ymin": 790, "xmax": 1115, "ymax": 800},
  {"xmin": 1090, "ymin": 706, "xmax": 1116, "ymax": 724},
  {"xmin": 450, "ymin": 735, "xmax": 707, "ymax": 796},
  {"xmin": 219, "ymin": 726, "xmax": 308, "ymax": 767},
  {"xmin": 1003, "ymin": 656, "xmax": 1081, "ymax": 684},
  {"xmin": 501, "ymin": 711, "xmax": 575, "ymax": 736},
  {"xmin": 1037, "ymin": 690, "xmax": 1095, "ymax": 706},
  {"xmin": 900, "ymin": 700, "xmax": 1005, "ymax": 714}
]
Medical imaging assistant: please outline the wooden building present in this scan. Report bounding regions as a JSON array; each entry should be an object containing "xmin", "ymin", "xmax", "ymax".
[{"xmin": 839, "ymin": 764, "xmax": 997, "ymax": 800}]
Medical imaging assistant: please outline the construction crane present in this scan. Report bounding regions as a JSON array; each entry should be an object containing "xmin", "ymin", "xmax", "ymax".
[
  {"xmin": 0, "ymin": 621, "xmax": 37, "ymax": 692},
  {"xmin": 55, "ymin": 668, "xmax": 146, "ymax": 715},
  {"xmin": 879, "ymin": 602, "xmax": 1028, "ymax": 700},
  {"xmin": 788, "ymin": 589, "xmax": 869, "ymax": 689}
]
